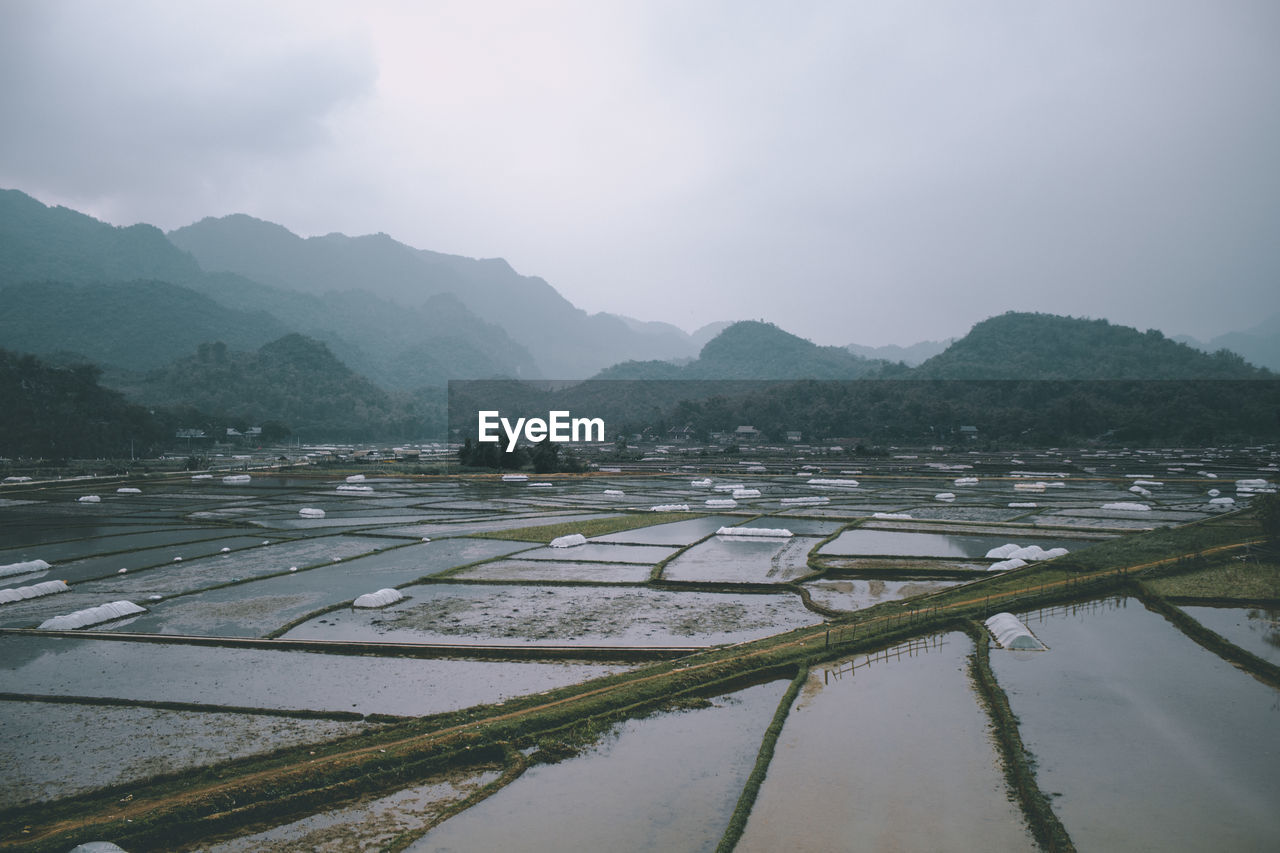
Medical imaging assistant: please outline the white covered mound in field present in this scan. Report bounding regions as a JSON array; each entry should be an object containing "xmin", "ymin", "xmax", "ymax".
[
  {"xmin": 298, "ymin": 508, "xmax": 326, "ymax": 518},
  {"xmin": 1101, "ymin": 502, "xmax": 1151, "ymax": 512},
  {"xmin": 716, "ymin": 526, "xmax": 793, "ymax": 538},
  {"xmin": 353, "ymin": 588, "xmax": 404, "ymax": 608},
  {"xmin": 0, "ymin": 559, "xmax": 51, "ymax": 579},
  {"xmin": 38, "ymin": 600, "xmax": 145, "ymax": 630},
  {"xmin": 0, "ymin": 580, "xmax": 69, "ymax": 604},
  {"xmin": 549, "ymin": 533, "xmax": 588, "ymax": 548},
  {"xmin": 650, "ymin": 504, "xmax": 690, "ymax": 512},
  {"xmin": 985, "ymin": 612, "xmax": 1046, "ymax": 650},
  {"xmin": 984, "ymin": 544, "xmax": 1069, "ymax": 561}
]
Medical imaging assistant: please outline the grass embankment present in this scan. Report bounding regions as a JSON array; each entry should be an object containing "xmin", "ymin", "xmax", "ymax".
[
  {"xmin": 1134, "ymin": 584, "xmax": 1280, "ymax": 691},
  {"xmin": 1141, "ymin": 558, "xmax": 1280, "ymax": 603},
  {"xmin": 963, "ymin": 621, "xmax": 1075, "ymax": 853},
  {"xmin": 471, "ymin": 511, "xmax": 700, "ymax": 543},
  {"xmin": 715, "ymin": 667, "xmax": 808, "ymax": 852}
]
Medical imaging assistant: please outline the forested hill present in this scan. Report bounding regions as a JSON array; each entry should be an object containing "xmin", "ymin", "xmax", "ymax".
[
  {"xmin": 913, "ymin": 312, "xmax": 1271, "ymax": 379},
  {"xmin": 595, "ymin": 320, "xmax": 888, "ymax": 379},
  {"xmin": 125, "ymin": 334, "xmax": 429, "ymax": 440},
  {"xmin": 0, "ymin": 188, "xmax": 201, "ymax": 284},
  {"xmin": 0, "ymin": 348, "xmax": 166, "ymax": 458}
]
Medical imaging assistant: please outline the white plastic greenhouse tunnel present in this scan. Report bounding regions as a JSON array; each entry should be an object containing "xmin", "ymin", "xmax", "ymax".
[
  {"xmin": 984, "ymin": 612, "xmax": 1047, "ymax": 651},
  {"xmin": 353, "ymin": 588, "xmax": 405, "ymax": 608},
  {"xmin": 38, "ymin": 600, "xmax": 146, "ymax": 630},
  {"xmin": 716, "ymin": 526, "xmax": 793, "ymax": 538},
  {"xmin": 0, "ymin": 559, "xmax": 51, "ymax": 579},
  {"xmin": 549, "ymin": 533, "xmax": 588, "ymax": 548},
  {"xmin": 0, "ymin": 579, "xmax": 69, "ymax": 604}
]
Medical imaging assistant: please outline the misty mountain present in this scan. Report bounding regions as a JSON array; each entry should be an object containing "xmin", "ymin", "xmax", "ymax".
[
  {"xmin": 0, "ymin": 279, "xmax": 291, "ymax": 372},
  {"xmin": 1177, "ymin": 313, "xmax": 1280, "ymax": 373},
  {"xmin": 912, "ymin": 312, "xmax": 1271, "ymax": 379},
  {"xmin": 595, "ymin": 320, "xmax": 888, "ymax": 379},
  {"xmin": 846, "ymin": 338, "xmax": 952, "ymax": 366},
  {"xmin": 0, "ymin": 188, "xmax": 202, "ymax": 284},
  {"xmin": 168, "ymin": 213, "xmax": 704, "ymax": 376},
  {"xmin": 0, "ymin": 190, "xmax": 536, "ymax": 388},
  {"xmin": 122, "ymin": 334, "xmax": 430, "ymax": 440}
]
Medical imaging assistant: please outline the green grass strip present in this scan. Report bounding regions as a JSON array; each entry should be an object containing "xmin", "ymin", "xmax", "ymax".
[
  {"xmin": 470, "ymin": 512, "xmax": 699, "ymax": 543},
  {"xmin": 715, "ymin": 666, "xmax": 808, "ymax": 853},
  {"xmin": 963, "ymin": 621, "xmax": 1075, "ymax": 853}
]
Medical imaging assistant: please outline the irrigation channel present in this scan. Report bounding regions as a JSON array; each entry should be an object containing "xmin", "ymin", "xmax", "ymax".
[{"xmin": 0, "ymin": 449, "xmax": 1277, "ymax": 851}]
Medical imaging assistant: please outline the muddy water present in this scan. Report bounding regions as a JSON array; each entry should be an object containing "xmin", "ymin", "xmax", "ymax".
[
  {"xmin": 286, "ymin": 584, "xmax": 821, "ymax": 647},
  {"xmin": 590, "ymin": 515, "xmax": 734, "ymax": 545},
  {"xmin": 199, "ymin": 767, "xmax": 503, "ymax": 852},
  {"xmin": 408, "ymin": 680, "xmax": 788, "ymax": 852},
  {"xmin": 0, "ymin": 634, "xmax": 627, "ymax": 717},
  {"xmin": 662, "ymin": 534, "xmax": 816, "ymax": 583},
  {"xmin": 71, "ymin": 535, "xmax": 391, "ymax": 597},
  {"xmin": 518, "ymin": 542, "xmax": 679, "ymax": 564},
  {"xmin": 0, "ymin": 699, "xmax": 370, "ymax": 808},
  {"xmin": 1181, "ymin": 605, "xmax": 1280, "ymax": 665},
  {"xmin": 820, "ymin": 528, "xmax": 1084, "ymax": 558},
  {"xmin": 736, "ymin": 633, "xmax": 1034, "ymax": 853},
  {"xmin": 992, "ymin": 599, "xmax": 1280, "ymax": 851},
  {"xmin": 118, "ymin": 538, "xmax": 531, "ymax": 637},
  {"xmin": 803, "ymin": 577, "xmax": 964, "ymax": 612}
]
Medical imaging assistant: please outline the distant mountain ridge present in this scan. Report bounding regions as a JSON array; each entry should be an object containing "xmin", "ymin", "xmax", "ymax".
[
  {"xmin": 1, "ymin": 187, "xmax": 1273, "ymax": 445},
  {"xmin": 595, "ymin": 320, "xmax": 888, "ymax": 379},
  {"xmin": 1177, "ymin": 313, "xmax": 1280, "ymax": 373},
  {"xmin": 846, "ymin": 338, "xmax": 952, "ymax": 366},
  {"xmin": 168, "ymin": 213, "xmax": 709, "ymax": 377},
  {"xmin": 0, "ymin": 189, "xmax": 716, "ymax": 385}
]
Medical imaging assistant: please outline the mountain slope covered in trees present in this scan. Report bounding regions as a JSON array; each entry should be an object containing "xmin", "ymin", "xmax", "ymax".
[{"xmin": 125, "ymin": 334, "xmax": 432, "ymax": 440}]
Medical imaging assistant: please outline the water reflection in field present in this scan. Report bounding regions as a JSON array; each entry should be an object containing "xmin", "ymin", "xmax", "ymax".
[
  {"xmin": 993, "ymin": 598, "xmax": 1280, "ymax": 852},
  {"xmin": 737, "ymin": 633, "xmax": 1033, "ymax": 852},
  {"xmin": 409, "ymin": 680, "xmax": 788, "ymax": 852}
]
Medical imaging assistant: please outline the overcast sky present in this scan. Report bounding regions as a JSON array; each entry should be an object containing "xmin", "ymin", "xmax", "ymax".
[{"xmin": 3, "ymin": 1, "xmax": 1278, "ymax": 346}]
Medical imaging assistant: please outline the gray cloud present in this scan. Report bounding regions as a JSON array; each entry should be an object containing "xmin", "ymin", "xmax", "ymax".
[{"xmin": 1, "ymin": 1, "xmax": 1277, "ymax": 346}]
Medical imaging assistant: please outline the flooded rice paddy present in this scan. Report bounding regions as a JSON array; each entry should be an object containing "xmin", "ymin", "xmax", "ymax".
[
  {"xmin": 736, "ymin": 633, "xmax": 1035, "ymax": 853},
  {"xmin": 1181, "ymin": 605, "xmax": 1280, "ymax": 665},
  {"xmin": 992, "ymin": 598, "xmax": 1280, "ymax": 852},
  {"xmin": 409, "ymin": 680, "xmax": 788, "ymax": 852},
  {"xmin": 0, "ymin": 446, "xmax": 1275, "ymax": 850}
]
